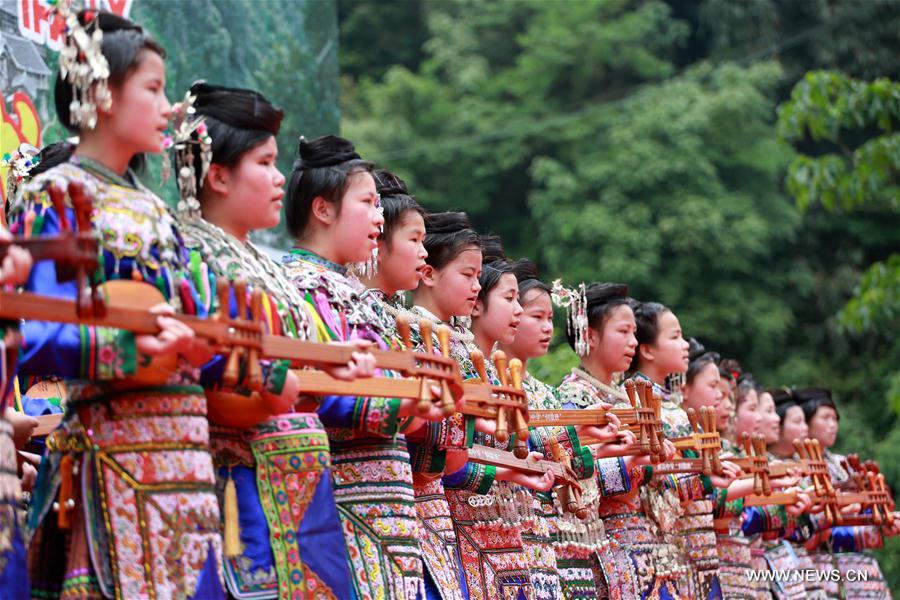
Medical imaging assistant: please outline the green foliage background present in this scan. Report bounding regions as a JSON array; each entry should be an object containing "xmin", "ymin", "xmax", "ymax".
[{"xmin": 337, "ymin": 0, "xmax": 900, "ymax": 583}]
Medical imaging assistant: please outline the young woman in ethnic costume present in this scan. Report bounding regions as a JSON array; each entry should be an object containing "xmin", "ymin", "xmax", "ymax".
[
  {"xmin": 354, "ymin": 170, "xmax": 479, "ymax": 600},
  {"xmin": 628, "ymin": 303, "xmax": 750, "ymax": 600},
  {"xmin": 683, "ymin": 353, "xmax": 800, "ymax": 600},
  {"xmin": 10, "ymin": 11, "xmax": 249, "ymax": 598},
  {"xmin": 709, "ymin": 376, "xmax": 771, "ymax": 600},
  {"xmin": 282, "ymin": 135, "xmax": 443, "ymax": 599},
  {"xmin": 758, "ymin": 392, "xmax": 824, "ymax": 600},
  {"xmin": 406, "ymin": 211, "xmax": 484, "ymax": 600},
  {"xmin": 799, "ymin": 389, "xmax": 896, "ymax": 599},
  {"xmin": 438, "ymin": 244, "xmax": 557, "ymax": 600},
  {"xmin": 0, "ymin": 229, "xmax": 34, "ymax": 599},
  {"xmin": 556, "ymin": 285, "xmax": 687, "ymax": 600},
  {"xmin": 174, "ymin": 83, "xmax": 366, "ymax": 599},
  {"xmin": 499, "ymin": 264, "xmax": 631, "ymax": 600}
]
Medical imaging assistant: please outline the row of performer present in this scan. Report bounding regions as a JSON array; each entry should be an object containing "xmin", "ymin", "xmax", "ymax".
[{"xmin": 0, "ymin": 7, "xmax": 896, "ymax": 600}]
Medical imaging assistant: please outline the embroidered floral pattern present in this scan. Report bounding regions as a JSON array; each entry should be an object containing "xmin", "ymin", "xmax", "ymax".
[{"xmin": 252, "ymin": 414, "xmax": 333, "ymax": 600}]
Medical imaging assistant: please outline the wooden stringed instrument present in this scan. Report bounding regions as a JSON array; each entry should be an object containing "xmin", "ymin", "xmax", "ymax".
[
  {"xmin": 743, "ymin": 439, "xmax": 895, "ymax": 527},
  {"xmin": 0, "ymin": 182, "xmax": 104, "ymax": 316},
  {"xmin": 652, "ymin": 406, "xmax": 726, "ymax": 476},
  {"xmin": 465, "ymin": 440, "xmax": 587, "ymax": 519},
  {"xmin": 575, "ymin": 378, "xmax": 667, "ymax": 462}
]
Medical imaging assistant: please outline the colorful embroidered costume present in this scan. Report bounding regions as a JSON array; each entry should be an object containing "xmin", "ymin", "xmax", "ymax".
[
  {"xmin": 283, "ymin": 249, "xmax": 425, "ymax": 599},
  {"xmin": 559, "ymin": 369, "xmax": 688, "ymax": 600},
  {"xmin": 524, "ymin": 372, "xmax": 595, "ymax": 600},
  {"xmin": 182, "ymin": 219, "xmax": 351, "ymax": 599},
  {"xmin": 1, "ymin": 323, "xmax": 29, "ymax": 599},
  {"xmin": 630, "ymin": 376, "xmax": 721, "ymax": 600},
  {"xmin": 12, "ymin": 159, "xmax": 224, "ymax": 599},
  {"xmin": 710, "ymin": 444, "xmax": 770, "ymax": 600},
  {"xmin": 803, "ymin": 450, "xmax": 892, "ymax": 599},
  {"xmin": 411, "ymin": 326, "xmax": 531, "ymax": 600},
  {"xmin": 402, "ymin": 305, "xmax": 472, "ymax": 600}
]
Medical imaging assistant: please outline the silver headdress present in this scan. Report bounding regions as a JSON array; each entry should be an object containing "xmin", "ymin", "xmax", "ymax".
[
  {"xmin": 551, "ymin": 279, "xmax": 589, "ymax": 356},
  {"xmin": 2, "ymin": 144, "xmax": 40, "ymax": 200},
  {"xmin": 56, "ymin": 1, "xmax": 112, "ymax": 130},
  {"xmin": 169, "ymin": 91, "xmax": 213, "ymax": 220}
]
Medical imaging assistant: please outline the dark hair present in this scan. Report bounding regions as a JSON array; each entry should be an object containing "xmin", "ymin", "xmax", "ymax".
[
  {"xmin": 53, "ymin": 11, "xmax": 165, "ymax": 174},
  {"xmin": 512, "ymin": 259, "xmax": 551, "ymax": 300},
  {"xmin": 478, "ymin": 259, "xmax": 514, "ymax": 309},
  {"xmin": 374, "ymin": 169, "xmax": 424, "ymax": 246},
  {"xmin": 186, "ymin": 82, "xmax": 283, "ymax": 196},
  {"xmin": 734, "ymin": 375, "xmax": 758, "ymax": 411},
  {"xmin": 720, "ymin": 358, "xmax": 742, "ymax": 383},
  {"xmin": 633, "ymin": 301, "xmax": 671, "ymax": 347},
  {"xmin": 566, "ymin": 282, "xmax": 630, "ymax": 352},
  {"xmin": 4, "ymin": 141, "xmax": 76, "ymax": 215},
  {"xmin": 718, "ymin": 365, "xmax": 736, "ymax": 384},
  {"xmin": 771, "ymin": 388, "xmax": 803, "ymax": 431},
  {"xmin": 54, "ymin": 11, "xmax": 165, "ymax": 133},
  {"xmin": 284, "ymin": 135, "xmax": 374, "ymax": 238},
  {"xmin": 30, "ymin": 141, "xmax": 76, "ymax": 178},
  {"xmin": 480, "ymin": 235, "xmax": 507, "ymax": 263},
  {"xmin": 797, "ymin": 388, "xmax": 839, "ymax": 423},
  {"xmin": 685, "ymin": 338, "xmax": 720, "ymax": 385},
  {"xmin": 423, "ymin": 211, "xmax": 481, "ymax": 270}
]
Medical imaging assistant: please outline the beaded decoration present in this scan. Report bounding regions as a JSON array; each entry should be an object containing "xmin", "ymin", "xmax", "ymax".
[
  {"xmin": 170, "ymin": 90, "xmax": 213, "ymax": 219},
  {"xmin": 2, "ymin": 144, "xmax": 40, "ymax": 200},
  {"xmin": 551, "ymin": 279, "xmax": 589, "ymax": 356},
  {"xmin": 56, "ymin": 1, "xmax": 112, "ymax": 130}
]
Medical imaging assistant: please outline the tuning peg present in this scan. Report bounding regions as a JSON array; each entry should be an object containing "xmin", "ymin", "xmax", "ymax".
[
  {"xmin": 396, "ymin": 316, "xmax": 412, "ymax": 351},
  {"xmin": 46, "ymin": 183, "xmax": 70, "ymax": 232},
  {"xmin": 234, "ymin": 281, "xmax": 248, "ymax": 319},
  {"xmin": 493, "ymin": 351, "xmax": 510, "ymax": 443},
  {"xmin": 216, "ymin": 279, "xmax": 230, "ymax": 322},
  {"xmin": 493, "ymin": 351, "xmax": 509, "ymax": 385},
  {"xmin": 642, "ymin": 380, "xmax": 654, "ymax": 406},
  {"xmin": 245, "ymin": 290, "xmax": 263, "ymax": 390},
  {"xmin": 547, "ymin": 437, "xmax": 563, "ymax": 462},
  {"xmin": 625, "ymin": 379, "xmax": 637, "ymax": 407},
  {"xmin": 224, "ymin": 347, "xmax": 241, "ymax": 388},
  {"xmin": 792, "ymin": 439, "xmax": 806, "ymax": 459},
  {"xmin": 416, "ymin": 377, "xmax": 435, "ymax": 416},
  {"xmin": 469, "ymin": 350, "xmax": 487, "ymax": 385},
  {"xmin": 508, "ymin": 358, "xmax": 529, "ymax": 458},
  {"xmin": 67, "ymin": 182, "xmax": 93, "ymax": 233},
  {"xmin": 687, "ymin": 407, "xmax": 700, "ymax": 434},
  {"xmin": 437, "ymin": 325, "xmax": 451, "ymax": 358},
  {"xmin": 634, "ymin": 379, "xmax": 646, "ymax": 405},
  {"xmin": 420, "ymin": 319, "xmax": 434, "ymax": 355}
]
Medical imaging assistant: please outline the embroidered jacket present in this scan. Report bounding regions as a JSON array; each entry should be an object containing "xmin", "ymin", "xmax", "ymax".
[{"xmin": 12, "ymin": 159, "xmax": 225, "ymax": 600}]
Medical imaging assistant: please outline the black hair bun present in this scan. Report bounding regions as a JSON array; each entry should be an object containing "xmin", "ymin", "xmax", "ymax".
[
  {"xmin": 425, "ymin": 211, "xmax": 473, "ymax": 235},
  {"xmin": 191, "ymin": 81, "xmax": 283, "ymax": 136},
  {"xmin": 771, "ymin": 387, "xmax": 797, "ymax": 406},
  {"xmin": 793, "ymin": 387, "xmax": 832, "ymax": 403},
  {"xmin": 688, "ymin": 337, "xmax": 706, "ymax": 361},
  {"xmin": 585, "ymin": 282, "xmax": 629, "ymax": 308},
  {"xmin": 720, "ymin": 358, "xmax": 742, "ymax": 378},
  {"xmin": 295, "ymin": 135, "xmax": 360, "ymax": 169},
  {"xmin": 374, "ymin": 169, "xmax": 408, "ymax": 197},
  {"xmin": 512, "ymin": 259, "xmax": 541, "ymax": 283},
  {"xmin": 480, "ymin": 235, "xmax": 506, "ymax": 263}
]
